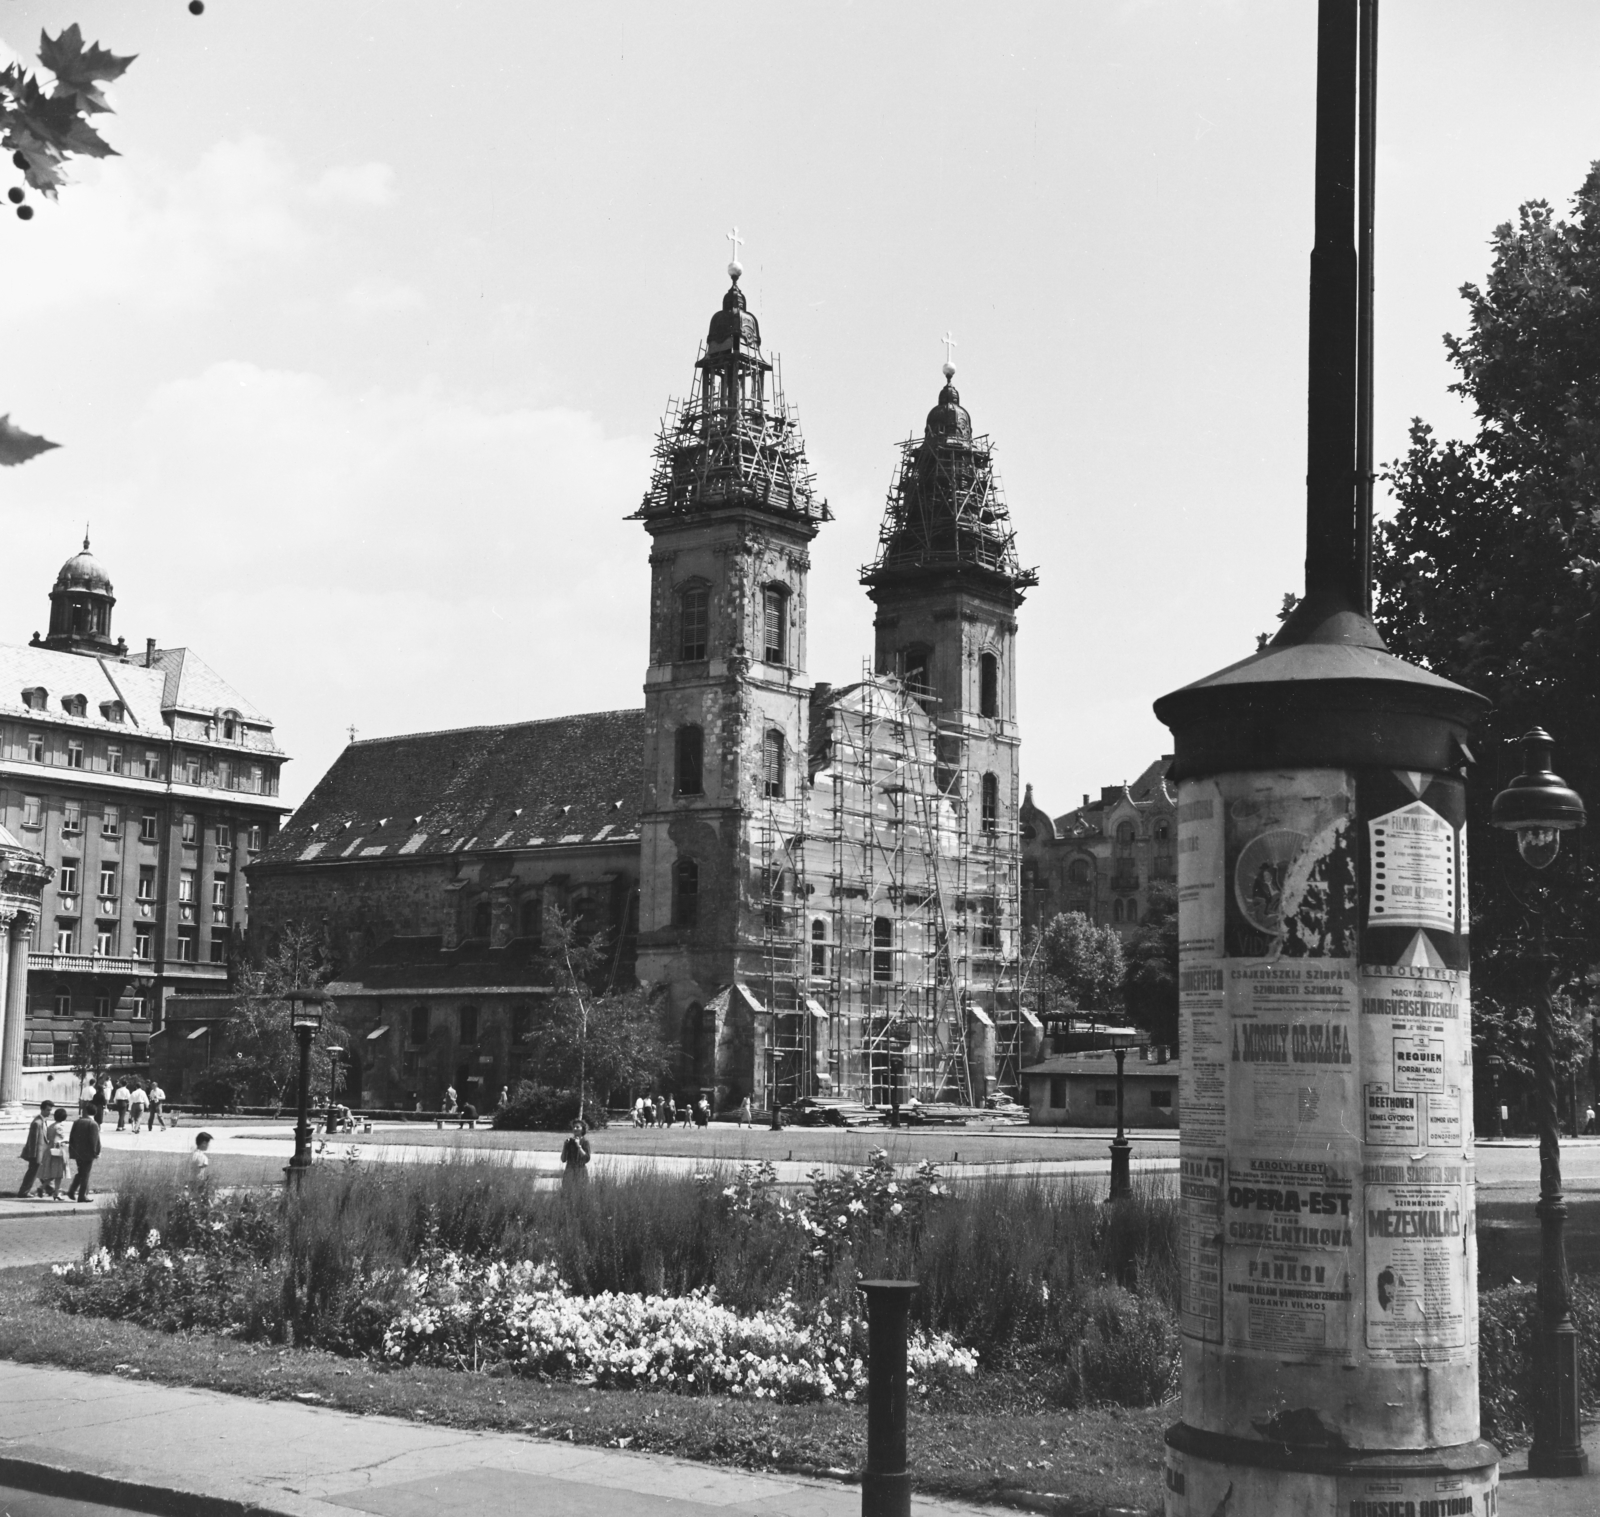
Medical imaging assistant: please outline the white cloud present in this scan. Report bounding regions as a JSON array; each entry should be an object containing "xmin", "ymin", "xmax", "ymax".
[
  {"xmin": 345, "ymin": 276, "xmax": 425, "ymax": 313},
  {"xmin": 0, "ymin": 138, "xmax": 399, "ymax": 320},
  {"xmin": 309, "ymin": 162, "xmax": 397, "ymax": 207}
]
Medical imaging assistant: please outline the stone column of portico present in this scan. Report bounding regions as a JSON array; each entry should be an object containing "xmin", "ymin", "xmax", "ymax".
[{"xmin": 0, "ymin": 911, "xmax": 29, "ymax": 1117}]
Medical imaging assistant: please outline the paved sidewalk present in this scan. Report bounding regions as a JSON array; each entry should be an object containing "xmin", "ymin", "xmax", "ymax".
[{"xmin": 0, "ymin": 1362, "xmax": 999, "ymax": 1517}]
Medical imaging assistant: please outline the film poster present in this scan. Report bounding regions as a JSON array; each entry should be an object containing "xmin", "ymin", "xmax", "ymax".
[
  {"xmin": 1217, "ymin": 771, "xmax": 1360, "ymax": 1358},
  {"xmin": 1178, "ymin": 1153, "xmax": 1223, "ymax": 1342}
]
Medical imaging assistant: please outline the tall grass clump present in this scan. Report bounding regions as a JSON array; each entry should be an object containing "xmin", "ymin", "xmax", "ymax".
[{"xmin": 49, "ymin": 1150, "xmax": 1181, "ymax": 1408}]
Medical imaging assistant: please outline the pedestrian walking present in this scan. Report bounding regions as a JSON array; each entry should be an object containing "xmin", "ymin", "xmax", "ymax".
[
  {"xmin": 147, "ymin": 1081, "xmax": 166, "ymax": 1130},
  {"xmin": 443, "ymin": 1084, "xmax": 457, "ymax": 1115},
  {"xmin": 633, "ymin": 1095, "xmax": 645, "ymax": 1127},
  {"xmin": 18, "ymin": 1099, "xmax": 52, "ymax": 1197},
  {"xmin": 560, "ymin": 1120, "xmax": 591, "ymax": 1190},
  {"xmin": 496, "ymin": 1085, "xmax": 509, "ymax": 1112},
  {"xmin": 663, "ymin": 1094, "xmax": 676, "ymax": 1128},
  {"xmin": 40, "ymin": 1108, "xmax": 69, "ymax": 1199},
  {"xmin": 66, "ymin": 1104, "xmax": 101, "ymax": 1202},
  {"xmin": 695, "ymin": 1096, "xmax": 710, "ymax": 1128},
  {"xmin": 112, "ymin": 1080, "xmax": 131, "ymax": 1131},
  {"xmin": 189, "ymin": 1132, "xmax": 213, "ymax": 1190},
  {"xmin": 643, "ymin": 1095, "xmax": 656, "ymax": 1128},
  {"xmin": 737, "ymin": 1095, "xmax": 752, "ymax": 1128},
  {"xmin": 1586, "ymin": 1104, "xmax": 1597, "ymax": 1136},
  {"xmin": 91, "ymin": 1080, "xmax": 107, "ymax": 1126},
  {"xmin": 128, "ymin": 1083, "xmax": 147, "ymax": 1130}
]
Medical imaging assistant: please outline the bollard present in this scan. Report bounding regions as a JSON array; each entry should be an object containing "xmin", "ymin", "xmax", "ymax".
[{"xmin": 859, "ymin": 1279, "xmax": 917, "ymax": 1517}]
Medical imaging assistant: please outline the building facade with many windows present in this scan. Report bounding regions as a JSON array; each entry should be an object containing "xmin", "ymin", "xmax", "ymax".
[{"xmin": 0, "ymin": 542, "xmax": 289, "ymax": 1068}]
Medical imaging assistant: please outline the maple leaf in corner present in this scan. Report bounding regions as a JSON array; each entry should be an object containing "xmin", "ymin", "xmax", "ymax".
[
  {"xmin": 0, "ymin": 415, "xmax": 61, "ymax": 466},
  {"xmin": 37, "ymin": 24, "xmax": 136, "ymax": 115}
]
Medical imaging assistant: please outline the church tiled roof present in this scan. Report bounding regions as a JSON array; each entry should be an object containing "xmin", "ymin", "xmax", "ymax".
[{"xmin": 259, "ymin": 708, "xmax": 647, "ymax": 866}]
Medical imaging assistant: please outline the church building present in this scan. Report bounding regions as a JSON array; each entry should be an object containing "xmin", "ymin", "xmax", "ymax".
[{"xmin": 246, "ymin": 261, "xmax": 1039, "ymax": 1114}]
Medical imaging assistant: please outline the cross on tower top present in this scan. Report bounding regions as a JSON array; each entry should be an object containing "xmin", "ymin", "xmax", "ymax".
[
  {"xmin": 347, "ymin": 724, "xmax": 358, "ymax": 745},
  {"xmin": 725, "ymin": 225, "xmax": 744, "ymax": 281},
  {"xmin": 941, "ymin": 330, "xmax": 958, "ymax": 380}
]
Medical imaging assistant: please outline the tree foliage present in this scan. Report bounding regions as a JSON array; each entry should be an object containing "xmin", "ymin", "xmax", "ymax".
[
  {"xmin": 203, "ymin": 923, "xmax": 344, "ymax": 1111},
  {"xmin": 1373, "ymin": 159, "xmax": 1600, "ymax": 1080},
  {"xmin": 1124, "ymin": 883, "xmax": 1179, "ymax": 1048},
  {"xmin": 70, "ymin": 1017, "xmax": 112, "ymax": 1090},
  {"xmin": 1037, "ymin": 911, "xmax": 1126, "ymax": 1016}
]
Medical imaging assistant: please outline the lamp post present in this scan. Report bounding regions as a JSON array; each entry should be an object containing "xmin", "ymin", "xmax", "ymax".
[
  {"xmin": 285, "ymin": 986, "xmax": 326, "ymax": 1181},
  {"xmin": 1485, "ymin": 1047, "xmax": 1505, "ymax": 1141},
  {"xmin": 1490, "ymin": 727, "xmax": 1588, "ymax": 1477},
  {"xmin": 1109, "ymin": 1045, "xmax": 1131, "ymax": 1200}
]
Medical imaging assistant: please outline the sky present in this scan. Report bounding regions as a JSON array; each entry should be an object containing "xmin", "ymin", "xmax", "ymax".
[{"xmin": 4, "ymin": 1, "xmax": 1600, "ymax": 812}]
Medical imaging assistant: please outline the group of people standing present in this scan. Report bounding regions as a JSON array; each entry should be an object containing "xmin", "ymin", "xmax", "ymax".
[
  {"xmin": 16, "ymin": 1075, "xmax": 169, "ymax": 1203},
  {"xmin": 631, "ymin": 1093, "xmax": 711, "ymax": 1128}
]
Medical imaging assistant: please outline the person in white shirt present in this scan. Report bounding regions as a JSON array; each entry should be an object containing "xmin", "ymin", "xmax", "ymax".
[
  {"xmin": 112, "ymin": 1083, "xmax": 131, "ymax": 1131},
  {"xmin": 189, "ymin": 1132, "xmax": 212, "ymax": 1188},
  {"xmin": 147, "ymin": 1083, "xmax": 167, "ymax": 1130},
  {"xmin": 127, "ymin": 1084, "xmax": 147, "ymax": 1130}
]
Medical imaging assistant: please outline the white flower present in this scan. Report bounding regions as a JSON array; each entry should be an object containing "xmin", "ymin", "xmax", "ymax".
[{"xmin": 890, "ymin": 1202, "xmax": 903, "ymax": 1216}]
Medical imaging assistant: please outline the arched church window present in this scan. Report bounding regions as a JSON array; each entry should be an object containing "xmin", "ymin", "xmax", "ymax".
[
  {"xmin": 1113, "ymin": 898, "xmax": 1125, "ymax": 924},
  {"xmin": 762, "ymin": 729, "xmax": 785, "ymax": 799},
  {"xmin": 471, "ymin": 901, "xmax": 492, "ymax": 939},
  {"xmin": 676, "ymin": 725, "xmax": 704, "ymax": 796},
  {"xmin": 520, "ymin": 896, "xmax": 542, "ymax": 939},
  {"xmin": 981, "ymin": 773, "xmax": 999, "ymax": 834},
  {"xmin": 811, "ymin": 918, "xmax": 828, "ymax": 977},
  {"xmin": 679, "ymin": 584, "xmax": 709, "ymax": 662},
  {"xmin": 872, "ymin": 917, "xmax": 894, "ymax": 982},
  {"xmin": 673, "ymin": 857, "xmax": 699, "ymax": 928},
  {"xmin": 979, "ymin": 652, "xmax": 999, "ymax": 718},
  {"xmin": 762, "ymin": 586, "xmax": 789, "ymax": 665},
  {"xmin": 901, "ymin": 646, "xmax": 930, "ymax": 696},
  {"xmin": 1068, "ymin": 858, "xmax": 1091, "ymax": 885}
]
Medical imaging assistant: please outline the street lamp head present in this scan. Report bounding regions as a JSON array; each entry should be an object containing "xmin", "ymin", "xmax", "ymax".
[
  {"xmin": 286, "ymin": 985, "xmax": 327, "ymax": 1032},
  {"xmin": 1491, "ymin": 728, "xmax": 1586, "ymax": 869}
]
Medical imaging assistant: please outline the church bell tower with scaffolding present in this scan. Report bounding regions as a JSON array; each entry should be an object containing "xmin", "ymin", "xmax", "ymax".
[
  {"xmin": 862, "ymin": 360, "xmax": 1037, "ymax": 1094},
  {"xmin": 631, "ymin": 246, "xmax": 830, "ymax": 1111}
]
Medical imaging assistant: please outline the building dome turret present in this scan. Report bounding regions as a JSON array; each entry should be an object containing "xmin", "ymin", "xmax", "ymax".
[
  {"xmin": 706, "ymin": 273, "xmax": 761, "ymax": 352},
  {"xmin": 925, "ymin": 380, "xmax": 972, "ymax": 443},
  {"xmin": 39, "ymin": 535, "xmax": 124, "ymax": 658}
]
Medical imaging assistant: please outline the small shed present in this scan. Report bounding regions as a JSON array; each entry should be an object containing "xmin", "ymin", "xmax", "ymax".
[{"xmin": 1020, "ymin": 1048, "xmax": 1179, "ymax": 1128}]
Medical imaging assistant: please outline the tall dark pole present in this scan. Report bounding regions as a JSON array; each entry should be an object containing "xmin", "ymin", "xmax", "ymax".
[
  {"xmin": 1355, "ymin": 0, "xmax": 1377, "ymax": 613},
  {"xmin": 860, "ymin": 1280, "xmax": 916, "ymax": 1517},
  {"xmin": 1530, "ymin": 909, "xmax": 1587, "ymax": 1475},
  {"xmin": 1109, "ymin": 1046, "xmax": 1131, "ymax": 1200},
  {"xmin": 290, "ymin": 1024, "xmax": 314, "ymax": 1177}
]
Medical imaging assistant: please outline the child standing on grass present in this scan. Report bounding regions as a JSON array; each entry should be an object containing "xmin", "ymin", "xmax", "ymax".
[
  {"xmin": 561, "ymin": 1120, "xmax": 591, "ymax": 1190},
  {"xmin": 189, "ymin": 1131, "xmax": 213, "ymax": 1189}
]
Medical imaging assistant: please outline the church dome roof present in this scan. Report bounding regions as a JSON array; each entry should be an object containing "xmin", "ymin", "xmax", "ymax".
[
  {"xmin": 706, "ymin": 275, "xmax": 761, "ymax": 350},
  {"xmin": 925, "ymin": 380, "xmax": 972, "ymax": 443},
  {"xmin": 54, "ymin": 539, "xmax": 113, "ymax": 596}
]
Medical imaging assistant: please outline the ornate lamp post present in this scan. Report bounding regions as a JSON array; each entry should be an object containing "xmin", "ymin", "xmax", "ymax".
[
  {"xmin": 1490, "ymin": 727, "xmax": 1588, "ymax": 1477},
  {"xmin": 285, "ymin": 987, "xmax": 326, "ymax": 1181},
  {"xmin": 1109, "ymin": 1045, "xmax": 1132, "ymax": 1201}
]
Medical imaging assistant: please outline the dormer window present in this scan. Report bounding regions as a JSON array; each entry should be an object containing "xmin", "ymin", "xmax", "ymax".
[
  {"xmin": 222, "ymin": 709, "xmax": 240, "ymax": 741},
  {"xmin": 99, "ymin": 700, "xmax": 125, "ymax": 724},
  {"xmin": 62, "ymin": 694, "xmax": 87, "ymax": 719},
  {"xmin": 21, "ymin": 687, "xmax": 47, "ymax": 712}
]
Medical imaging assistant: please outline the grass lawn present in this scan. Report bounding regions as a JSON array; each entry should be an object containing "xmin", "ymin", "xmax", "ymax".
[{"xmin": 0, "ymin": 1264, "xmax": 1168, "ymax": 1516}]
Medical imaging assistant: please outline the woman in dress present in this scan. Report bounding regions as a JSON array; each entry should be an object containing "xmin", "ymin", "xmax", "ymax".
[
  {"xmin": 560, "ymin": 1120, "xmax": 591, "ymax": 1191},
  {"xmin": 40, "ymin": 1107, "xmax": 69, "ymax": 1200}
]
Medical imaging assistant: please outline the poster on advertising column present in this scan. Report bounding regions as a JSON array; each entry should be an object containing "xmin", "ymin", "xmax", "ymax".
[
  {"xmin": 1360, "ymin": 966, "xmax": 1470, "ymax": 1153},
  {"xmin": 1179, "ymin": 1153, "xmax": 1224, "ymax": 1342},
  {"xmin": 1364, "ymin": 1163, "xmax": 1469, "ymax": 1357},
  {"xmin": 1177, "ymin": 779, "xmax": 1226, "ymax": 1149}
]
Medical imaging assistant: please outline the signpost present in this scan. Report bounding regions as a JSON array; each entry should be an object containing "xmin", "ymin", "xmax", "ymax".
[{"xmin": 1154, "ymin": 3, "xmax": 1498, "ymax": 1512}]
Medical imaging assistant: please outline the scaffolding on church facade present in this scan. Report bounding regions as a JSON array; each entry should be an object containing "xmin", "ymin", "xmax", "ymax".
[{"xmin": 744, "ymin": 670, "xmax": 1027, "ymax": 1109}]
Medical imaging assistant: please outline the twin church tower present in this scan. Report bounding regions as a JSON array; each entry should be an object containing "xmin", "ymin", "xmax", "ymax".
[{"xmin": 252, "ymin": 252, "xmax": 1038, "ymax": 1115}]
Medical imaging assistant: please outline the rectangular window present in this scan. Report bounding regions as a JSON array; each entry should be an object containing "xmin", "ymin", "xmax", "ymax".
[
  {"xmin": 131, "ymin": 995, "xmax": 148, "ymax": 1021},
  {"xmin": 212, "ymin": 874, "xmax": 230, "ymax": 924},
  {"xmin": 135, "ymin": 926, "xmax": 152, "ymax": 960},
  {"xmin": 102, "ymin": 804, "xmax": 120, "ymax": 839},
  {"xmin": 409, "ymin": 1006, "xmax": 429, "ymax": 1044},
  {"xmin": 176, "ymin": 926, "xmax": 197, "ymax": 962},
  {"xmin": 99, "ymin": 863, "xmax": 118, "ymax": 897},
  {"xmin": 762, "ymin": 729, "xmax": 785, "ymax": 799},
  {"xmin": 459, "ymin": 1006, "xmax": 479, "ymax": 1045},
  {"xmin": 209, "ymin": 934, "xmax": 227, "ymax": 964},
  {"xmin": 1094, "ymin": 1088, "xmax": 1118, "ymax": 1107},
  {"xmin": 27, "ymin": 732, "xmax": 43, "ymax": 763},
  {"xmin": 94, "ymin": 994, "xmax": 113, "ymax": 1020},
  {"xmin": 181, "ymin": 813, "xmax": 198, "ymax": 845},
  {"xmin": 1049, "ymin": 1075, "xmax": 1068, "ymax": 1109},
  {"xmin": 183, "ymin": 752, "xmax": 200, "ymax": 784},
  {"xmin": 95, "ymin": 924, "xmax": 116, "ymax": 957},
  {"xmin": 53, "ymin": 990, "xmax": 71, "ymax": 1018},
  {"xmin": 107, "ymin": 745, "xmax": 123, "ymax": 775},
  {"xmin": 762, "ymin": 587, "xmax": 787, "ymax": 664},
  {"xmin": 66, "ymin": 740, "xmax": 84, "ymax": 770},
  {"xmin": 22, "ymin": 794, "xmax": 42, "ymax": 829},
  {"xmin": 178, "ymin": 869, "xmax": 195, "ymax": 903},
  {"xmin": 141, "ymin": 810, "xmax": 159, "ymax": 843},
  {"xmin": 54, "ymin": 921, "xmax": 76, "ymax": 954},
  {"xmin": 143, "ymin": 750, "xmax": 161, "ymax": 780},
  {"xmin": 679, "ymin": 585, "xmax": 709, "ymax": 661},
  {"xmin": 247, "ymin": 825, "xmax": 264, "ymax": 853},
  {"xmin": 215, "ymin": 820, "xmax": 233, "ymax": 856},
  {"xmin": 675, "ymin": 725, "xmax": 704, "ymax": 796},
  {"xmin": 137, "ymin": 865, "xmax": 156, "ymax": 901},
  {"xmin": 62, "ymin": 801, "xmax": 81, "ymax": 836},
  {"xmin": 58, "ymin": 859, "xmax": 79, "ymax": 894},
  {"xmin": 249, "ymin": 765, "xmax": 263, "ymax": 793},
  {"xmin": 512, "ymin": 1006, "xmax": 532, "ymax": 1044},
  {"xmin": 54, "ymin": 1038, "xmax": 73, "ymax": 1065},
  {"xmin": 1150, "ymin": 1089, "xmax": 1173, "ymax": 1109}
]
